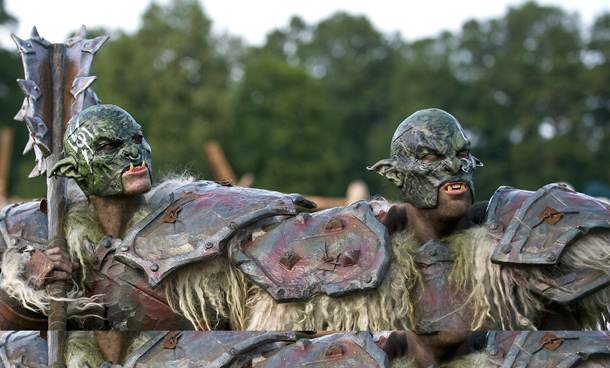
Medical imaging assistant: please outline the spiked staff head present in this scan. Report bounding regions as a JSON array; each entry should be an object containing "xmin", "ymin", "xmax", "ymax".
[{"xmin": 11, "ymin": 25, "xmax": 109, "ymax": 177}]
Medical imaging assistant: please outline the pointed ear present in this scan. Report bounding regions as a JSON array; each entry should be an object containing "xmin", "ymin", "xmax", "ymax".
[
  {"xmin": 367, "ymin": 158, "xmax": 403, "ymax": 186},
  {"xmin": 48, "ymin": 156, "xmax": 82, "ymax": 180}
]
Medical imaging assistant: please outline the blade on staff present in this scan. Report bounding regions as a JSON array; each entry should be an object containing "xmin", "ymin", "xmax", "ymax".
[{"xmin": 11, "ymin": 25, "xmax": 108, "ymax": 368}]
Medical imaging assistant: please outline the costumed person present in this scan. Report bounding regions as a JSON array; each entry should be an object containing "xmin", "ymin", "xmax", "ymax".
[
  {"xmin": 246, "ymin": 108, "xmax": 610, "ymax": 334},
  {"xmin": 0, "ymin": 103, "xmax": 391, "ymax": 331}
]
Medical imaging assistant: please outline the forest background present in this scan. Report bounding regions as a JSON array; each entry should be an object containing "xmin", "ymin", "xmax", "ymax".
[{"xmin": 1, "ymin": 0, "xmax": 610, "ymax": 203}]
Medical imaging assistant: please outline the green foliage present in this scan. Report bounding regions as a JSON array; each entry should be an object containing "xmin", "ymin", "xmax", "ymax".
[{"xmin": 3, "ymin": 1, "xmax": 610, "ymax": 203}]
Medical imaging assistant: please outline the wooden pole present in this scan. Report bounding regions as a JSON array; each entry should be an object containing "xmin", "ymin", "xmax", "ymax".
[
  {"xmin": 46, "ymin": 43, "xmax": 68, "ymax": 368},
  {"xmin": 204, "ymin": 140, "xmax": 236, "ymax": 182}
]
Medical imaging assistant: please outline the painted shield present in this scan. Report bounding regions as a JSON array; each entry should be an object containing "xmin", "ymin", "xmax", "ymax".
[
  {"xmin": 115, "ymin": 181, "xmax": 298, "ymax": 287},
  {"xmin": 233, "ymin": 200, "xmax": 390, "ymax": 302}
]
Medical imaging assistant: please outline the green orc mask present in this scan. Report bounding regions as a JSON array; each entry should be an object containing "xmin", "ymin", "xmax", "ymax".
[
  {"xmin": 368, "ymin": 108, "xmax": 482, "ymax": 209},
  {"xmin": 49, "ymin": 104, "xmax": 153, "ymax": 197}
]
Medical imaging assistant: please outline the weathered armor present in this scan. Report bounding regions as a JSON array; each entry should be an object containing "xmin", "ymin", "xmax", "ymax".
[
  {"xmin": 0, "ymin": 181, "xmax": 391, "ymax": 330},
  {"xmin": 486, "ymin": 183, "xmax": 610, "ymax": 304},
  {"xmin": 484, "ymin": 331, "xmax": 610, "ymax": 367},
  {"xmin": 0, "ymin": 331, "xmax": 48, "ymax": 368},
  {"xmin": 233, "ymin": 200, "xmax": 390, "ymax": 302}
]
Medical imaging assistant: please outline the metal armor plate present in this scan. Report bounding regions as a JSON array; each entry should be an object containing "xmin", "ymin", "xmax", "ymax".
[
  {"xmin": 260, "ymin": 331, "xmax": 390, "ymax": 368},
  {"xmin": 487, "ymin": 183, "xmax": 610, "ymax": 264},
  {"xmin": 0, "ymin": 201, "xmax": 48, "ymax": 253},
  {"xmin": 123, "ymin": 331, "xmax": 296, "ymax": 368},
  {"xmin": 485, "ymin": 331, "xmax": 610, "ymax": 368},
  {"xmin": 0, "ymin": 331, "xmax": 48, "ymax": 367},
  {"xmin": 233, "ymin": 200, "xmax": 390, "ymax": 302},
  {"xmin": 114, "ymin": 181, "xmax": 299, "ymax": 288},
  {"xmin": 486, "ymin": 183, "xmax": 610, "ymax": 303}
]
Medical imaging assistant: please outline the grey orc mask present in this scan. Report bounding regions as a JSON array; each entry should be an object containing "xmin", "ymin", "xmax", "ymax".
[{"xmin": 368, "ymin": 108, "xmax": 482, "ymax": 209}]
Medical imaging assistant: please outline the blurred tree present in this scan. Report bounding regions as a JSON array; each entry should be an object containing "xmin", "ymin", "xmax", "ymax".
[
  {"xmin": 227, "ymin": 52, "xmax": 342, "ymax": 195},
  {"xmin": 0, "ymin": 2, "xmax": 49, "ymax": 199},
  {"xmin": 92, "ymin": 0, "xmax": 236, "ymax": 181},
  {"xmin": 257, "ymin": 13, "xmax": 401, "ymax": 197}
]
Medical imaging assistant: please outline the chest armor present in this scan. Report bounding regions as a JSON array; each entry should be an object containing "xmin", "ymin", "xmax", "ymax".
[{"xmin": 411, "ymin": 239, "xmax": 496, "ymax": 331}]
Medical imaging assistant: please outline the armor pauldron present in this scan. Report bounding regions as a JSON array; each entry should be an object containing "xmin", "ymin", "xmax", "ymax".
[
  {"xmin": 486, "ymin": 183, "xmax": 610, "ymax": 304},
  {"xmin": 126, "ymin": 331, "xmax": 296, "ymax": 368},
  {"xmin": 260, "ymin": 331, "xmax": 390, "ymax": 368},
  {"xmin": 0, "ymin": 201, "xmax": 48, "ymax": 253},
  {"xmin": 485, "ymin": 331, "xmax": 610, "ymax": 368},
  {"xmin": 114, "ymin": 181, "xmax": 300, "ymax": 288},
  {"xmin": 233, "ymin": 200, "xmax": 390, "ymax": 302}
]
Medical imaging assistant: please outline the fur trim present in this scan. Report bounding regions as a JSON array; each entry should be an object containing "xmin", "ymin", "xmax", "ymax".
[
  {"xmin": 164, "ymin": 255, "xmax": 248, "ymax": 330},
  {"xmin": 1, "ymin": 249, "xmax": 49, "ymax": 313},
  {"xmin": 66, "ymin": 331, "xmax": 155, "ymax": 367}
]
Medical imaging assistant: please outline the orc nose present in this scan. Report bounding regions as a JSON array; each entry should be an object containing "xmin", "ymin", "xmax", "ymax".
[
  {"xmin": 122, "ymin": 144, "xmax": 141, "ymax": 161},
  {"xmin": 442, "ymin": 157, "xmax": 462, "ymax": 174}
]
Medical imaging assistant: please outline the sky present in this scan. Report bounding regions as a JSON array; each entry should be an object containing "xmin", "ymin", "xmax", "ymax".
[{"xmin": 2, "ymin": 0, "xmax": 609, "ymax": 49}]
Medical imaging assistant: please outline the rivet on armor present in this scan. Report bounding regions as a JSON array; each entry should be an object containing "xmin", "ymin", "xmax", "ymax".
[
  {"xmin": 429, "ymin": 249, "xmax": 438, "ymax": 257},
  {"xmin": 545, "ymin": 252, "xmax": 556, "ymax": 263},
  {"xmin": 325, "ymin": 343, "xmax": 344, "ymax": 358},
  {"xmin": 340, "ymin": 250, "xmax": 360, "ymax": 266},
  {"xmin": 205, "ymin": 242, "xmax": 214, "ymax": 249},
  {"xmin": 488, "ymin": 348, "xmax": 498, "ymax": 356},
  {"xmin": 364, "ymin": 275, "xmax": 373, "ymax": 283},
  {"xmin": 500, "ymin": 244, "xmax": 511, "ymax": 254},
  {"xmin": 230, "ymin": 221, "xmax": 237, "ymax": 229},
  {"xmin": 10, "ymin": 237, "xmax": 19, "ymax": 246},
  {"xmin": 279, "ymin": 250, "xmax": 301, "ymax": 270},
  {"xmin": 229, "ymin": 348, "xmax": 237, "ymax": 355},
  {"xmin": 151, "ymin": 264, "xmax": 159, "ymax": 272},
  {"xmin": 295, "ymin": 340, "xmax": 311, "ymax": 350},
  {"xmin": 121, "ymin": 245, "xmax": 129, "ymax": 252},
  {"xmin": 101, "ymin": 236, "xmax": 113, "ymax": 248},
  {"xmin": 277, "ymin": 289, "xmax": 285, "ymax": 297},
  {"xmin": 325, "ymin": 217, "xmax": 344, "ymax": 231},
  {"xmin": 489, "ymin": 222, "xmax": 498, "ymax": 230}
]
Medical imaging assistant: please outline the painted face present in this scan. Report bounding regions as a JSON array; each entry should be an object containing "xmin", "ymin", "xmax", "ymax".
[
  {"xmin": 62, "ymin": 104, "xmax": 153, "ymax": 196},
  {"xmin": 369, "ymin": 108, "xmax": 482, "ymax": 209}
]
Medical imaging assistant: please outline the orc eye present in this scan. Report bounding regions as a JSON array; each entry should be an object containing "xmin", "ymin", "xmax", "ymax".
[
  {"xmin": 98, "ymin": 141, "xmax": 121, "ymax": 152},
  {"xmin": 133, "ymin": 135, "xmax": 143, "ymax": 144},
  {"xmin": 422, "ymin": 153, "xmax": 444, "ymax": 162},
  {"xmin": 457, "ymin": 149, "xmax": 469, "ymax": 159}
]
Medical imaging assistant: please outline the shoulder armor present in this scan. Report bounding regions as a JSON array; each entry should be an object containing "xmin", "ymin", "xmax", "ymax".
[
  {"xmin": 123, "ymin": 331, "xmax": 296, "ymax": 368},
  {"xmin": 487, "ymin": 183, "xmax": 610, "ymax": 264},
  {"xmin": 233, "ymin": 200, "xmax": 390, "ymax": 302},
  {"xmin": 486, "ymin": 183, "xmax": 610, "ymax": 303},
  {"xmin": 0, "ymin": 201, "xmax": 48, "ymax": 252},
  {"xmin": 0, "ymin": 331, "xmax": 48, "ymax": 367},
  {"xmin": 115, "ymin": 181, "xmax": 299, "ymax": 287},
  {"xmin": 485, "ymin": 331, "xmax": 610, "ymax": 367},
  {"xmin": 261, "ymin": 332, "xmax": 389, "ymax": 368}
]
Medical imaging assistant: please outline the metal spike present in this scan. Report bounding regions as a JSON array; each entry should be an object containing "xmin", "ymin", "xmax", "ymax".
[
  {"xmin": 10, "ymin": 34, "xmax": 35, "ymax": 54},
  {"xmin": 70, "ymin": 76, "xmax": 97, "ymax": 98},
  {"xmin": 24, "ymin": 116, "xmax": 50, "ymax": 157},
  {"xmin": 23, "ymin": 136, "xmax": 35, "ymax": 154},
  {"xmin": 65, "ymin": 25, "xmax": 87, "ymax": 47},
  {"xmin": 16, "ymin": 79, "xmax": 43, "ymax": 101},
  {"xmin": 29, "ymin": 26, "xmax": 40, "ymax": 39},
  {"xmin": 14, "ymin": 98, "xmax": 29, "ymax": 121},
  {"xmin": 82, "ymin": 36, "xmax": 109, "ymax": 55}
]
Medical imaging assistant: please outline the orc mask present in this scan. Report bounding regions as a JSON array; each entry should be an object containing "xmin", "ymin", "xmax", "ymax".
[
  {"xmin": 49, "ymin": 104, "xmax": 152, "ymax": 197},
  {"xmin": 368, "ymin": 108, "xmax": 482, "ymax": 209}
]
